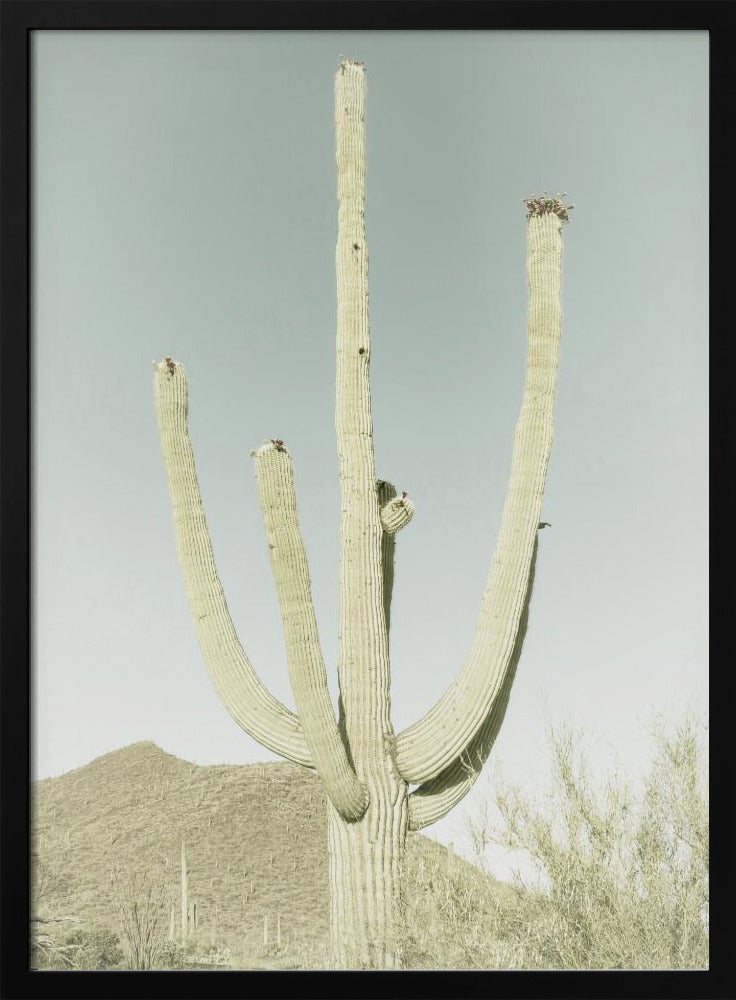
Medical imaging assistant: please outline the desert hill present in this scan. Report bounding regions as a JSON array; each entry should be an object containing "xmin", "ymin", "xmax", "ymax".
[{"xmin": 31, "ymin": 741, "xmax": 512, "ymax": 968}]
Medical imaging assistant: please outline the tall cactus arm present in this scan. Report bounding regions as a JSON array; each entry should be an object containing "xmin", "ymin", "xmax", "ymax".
[
  {"xmin": 376, "ymin": 479, "xmax": 414, "ymax": 635},
  {"xmin": 407, "ymin": 539, "xmax": 538, "ymax": 831},
  {"xmin": 153, "ymin": 360, "xmax": 312, "ymax": 767},
  {"xmin": 252, "ymin": 441, "xmax": 368, "ymax": 821},
  {"xmin": 395, "ymin": 202, "xmax": 570, "ymax": 784}
]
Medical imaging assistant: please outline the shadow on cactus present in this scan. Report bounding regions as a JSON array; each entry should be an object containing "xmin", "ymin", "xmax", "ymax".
[{"xmin": 154, "ymin": 59, "xmax": 570, "ymax": 969}]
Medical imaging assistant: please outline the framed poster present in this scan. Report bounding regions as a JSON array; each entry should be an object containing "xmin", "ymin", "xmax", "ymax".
[{"xmin": 1, "ymin": 2, "xmax": 725, "ymax": 995}]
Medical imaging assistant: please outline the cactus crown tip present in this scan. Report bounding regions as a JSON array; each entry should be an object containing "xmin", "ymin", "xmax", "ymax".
[
  {"xmin": 253, "ymin": 439, "xmax": 286, "ymax": 456},
  {"xmin": 154, "ymin": 356, "xmax": 178, "ymax": 375},
  {"xmin": 338, "ymin": 58, "xmax": 366, "ymax": 72},
  {"xmin": 524, "ymin": 193, "xmax": 574, "ymax": 223}
]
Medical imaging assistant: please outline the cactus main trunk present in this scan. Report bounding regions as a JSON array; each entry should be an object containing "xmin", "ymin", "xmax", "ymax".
[
  {"xmin": 330, "ymin": 58, "xmax": 408, "ymax": 969},
  {"xmin": 327, "ymin": 793, "xmax": 408, "ymax": 968}
]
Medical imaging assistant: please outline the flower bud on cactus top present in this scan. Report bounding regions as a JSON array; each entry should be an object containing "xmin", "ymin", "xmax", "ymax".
[{"xmin": 523, "ymin": 193, "xmax": 574, "ymax": 222}]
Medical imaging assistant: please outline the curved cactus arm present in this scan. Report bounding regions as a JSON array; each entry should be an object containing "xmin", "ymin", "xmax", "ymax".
[
  {"xmin": 407, "ymin": 540, "xmax": 537, "ymax": 831},
  {"xmin": 153, "ymin": 360, "xmax": 312, "ymax": 767},
  {"xmin": 395, "ymin": 204, "xmax": 569, "ymax": 784},
  {"xmin": 252, "ymin": 441, "xmax": 368, "ymax": 822},
  {"xmin": 376, "ymin": 480, "xmax": 414, "ymax": 635}
]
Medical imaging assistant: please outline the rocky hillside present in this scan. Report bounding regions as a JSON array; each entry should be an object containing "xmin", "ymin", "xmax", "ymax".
[{"xmin": 31, "ymin": 741, "xmax": 512, "ymax": 968}]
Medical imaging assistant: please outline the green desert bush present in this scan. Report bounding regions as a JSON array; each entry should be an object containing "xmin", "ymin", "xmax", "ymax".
[
  {"xmin": 58, "ymin": 925, "xmax": 124, "ymax": 970},
  {"xmin": 153, "ymin": 939, "xmax": 188, "ymax": 969},
  {"xmin": 31, "ymin": 925, "xmax": 81, "ymax": 971},
  {"xmin": 466, "ymin": 715, "xmax": 708, "ymax": 969},
  {"xmin": 30, "ymin": 921, "xmax": 123, "ymax": 970}
]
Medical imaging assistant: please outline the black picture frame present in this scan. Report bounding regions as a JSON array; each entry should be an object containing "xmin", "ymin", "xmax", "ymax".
[{"xmin": 1, "ymin": 3, "xmax": 732, "ymax": 997}]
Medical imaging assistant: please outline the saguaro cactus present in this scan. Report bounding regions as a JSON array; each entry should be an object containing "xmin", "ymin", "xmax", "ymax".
[
  {"xmin": 154, "ymin": 60, "xmax": 571, "ymax": 969},
  {"xmin": 180, "ymin": 839, "xmax": 188, "ymax": 944}
]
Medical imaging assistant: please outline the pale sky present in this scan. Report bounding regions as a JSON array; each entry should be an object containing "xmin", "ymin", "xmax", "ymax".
[{"xmin": 32, "ymin": 30, "xmax": 708, "ymax": 876}]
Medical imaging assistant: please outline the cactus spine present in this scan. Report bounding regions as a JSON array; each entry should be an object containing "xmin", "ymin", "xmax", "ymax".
[{"xmin": 154, "ymin": 60, "xmax": 569, "ymax": 969}]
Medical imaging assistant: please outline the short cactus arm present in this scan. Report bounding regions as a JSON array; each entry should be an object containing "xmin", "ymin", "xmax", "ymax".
[
  {"xmin": 379, "ymin": 486, "xmax": 415, "ymax": 538},
  {"xmin": 252, "ymin": 441, "xmax": 368, "ymax": 821},
  {"xmin": 154, "ymin": 361, "xmax": 312, "ymax": 767},
  {"xmin": 395, "ymin": 205, "xmax": 568, "ymax": 784},
  {"xmin": 407, "ymin": 540, "xmax": 537, "ymax": 831}
]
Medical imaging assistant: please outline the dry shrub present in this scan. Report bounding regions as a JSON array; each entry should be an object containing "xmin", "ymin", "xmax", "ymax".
[
  {"xmin": 400, "ymin": 842, "xmax": 517, "ymax": 969},
  {"xmin": 399, "ymin": 716, "xmax": 707, "ymax": 970},
  {"xmin": 30, "ymin": 925, "xmax": 83, "ymax": 971},
  {"xmin": 471, "ymin": 716, "xmax": 708, "ymax": 969},
  {"xmin": 110, "ymin": 867, "xmax": 168, "ymax": 969}
]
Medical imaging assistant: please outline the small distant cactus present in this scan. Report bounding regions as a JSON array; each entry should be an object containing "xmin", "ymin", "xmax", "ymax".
[
  {"xmin": 154, "ymin": 60, "xmax": 569, "ymax": 968},
  {"xmin": 180, "ymin": 840, "xmax": 188, "ymax": 944}
]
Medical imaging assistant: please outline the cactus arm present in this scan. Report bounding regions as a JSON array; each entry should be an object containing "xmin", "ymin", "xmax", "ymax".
[
  {"xmin": 395, "ymin": 206, "xmax": 568, "ymax": 784},
  {"xmin": 252, "ymin": 441, "xmax": 368, "ymax": 821},
  {"xmin": 379, "ymin": 486, "xmax": 415, "ymax": 538},
  {"xmin": 153, "ymin": 361, "xmax": 312, "ymax": 767},
  {"xmin": 407, "ymin": 539, "xmax": 537, "ymax": 831}
]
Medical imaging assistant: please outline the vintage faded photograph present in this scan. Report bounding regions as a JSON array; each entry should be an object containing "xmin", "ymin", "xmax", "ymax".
[{"xmin": 31, "ymin": 30, "xmax": 707, "ymax": 971}]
